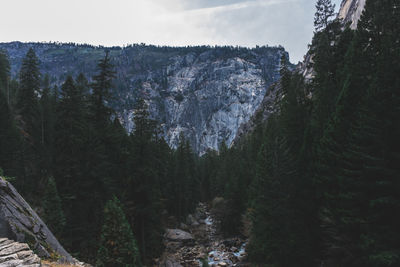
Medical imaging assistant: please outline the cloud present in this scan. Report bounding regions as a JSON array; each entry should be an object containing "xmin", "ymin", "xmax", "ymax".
[{"xmin": 0, "ymin": 0, "xmax": 344, "ymax": 62}]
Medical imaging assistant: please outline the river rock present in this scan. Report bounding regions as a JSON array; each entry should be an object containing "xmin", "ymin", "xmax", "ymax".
[{"xmin": 165, "ymin": 229, "xmax": 194, "ymax": 241}]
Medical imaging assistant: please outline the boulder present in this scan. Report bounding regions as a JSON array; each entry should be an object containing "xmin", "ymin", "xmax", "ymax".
[
  {"xmin": 0, "ymin": 238, "xmax": 41, "ymax": 266},
  {"xmin": 0, "ymin": 177, "xmax": 75, "ymax": 263},
  {"xmin": 165, "ymin": 229, "xmax": 194, "ymax": 241}
]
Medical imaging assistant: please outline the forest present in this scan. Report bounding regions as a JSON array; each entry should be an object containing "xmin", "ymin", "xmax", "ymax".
[{"xmin": 0, "ymin": 0, "xmax": 399, "ymax": 266}]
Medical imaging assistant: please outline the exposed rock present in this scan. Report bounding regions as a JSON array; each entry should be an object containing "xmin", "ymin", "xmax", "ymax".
[
  {"xmin": 0, "ymin": 238, "xmax": 41, "ymax": 266},
  {"xmin": 233, "ymin": 81, "xmax": 281, "ymax": 144},
  {"xmin": 165, "ymin": 229, "xmax": 194, "ymax": 241},
  {"xmin": 0, "ymin": 43, "xmax": 286, "ymax": 155},
  {"xmin": 338, "ymin": 0, "xmax": 367, "ymax": 29},
  {"xmin": 0, "ymin": 177, "xmax": 76, "ymax": 264},
  {"xmin": 159, "ymin": 203, "xmax": 248, "ymax": 267}
]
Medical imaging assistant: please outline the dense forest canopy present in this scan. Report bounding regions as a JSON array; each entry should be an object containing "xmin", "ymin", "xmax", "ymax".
[{"xmin": 0, "ymin": 0, "xmax": 399, "ymax": 266}]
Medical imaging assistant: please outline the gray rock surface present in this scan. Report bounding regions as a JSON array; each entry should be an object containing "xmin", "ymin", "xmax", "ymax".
[
  {"xmin": 0, "ymin": 238, "xmax": 41, "ymax": 266},
  {"xmin": 0, "ymin": 177, "xmax": 75, "ymax": 263},
  {"xmin": 338, "ymin": 0, "xmax": 366, "ymax": 29},
  {"xmin": 165, "ymin": 229, "xmax": 194, "ymax": 241},
  {"xmin": 0, "ymin": 43, "xmax": 286, "ymax": 154}
]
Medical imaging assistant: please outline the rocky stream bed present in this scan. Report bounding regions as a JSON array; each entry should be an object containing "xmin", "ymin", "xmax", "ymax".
[{"xmin": 157, "ymin": 203, "xmax": 249, "ymax": 267}]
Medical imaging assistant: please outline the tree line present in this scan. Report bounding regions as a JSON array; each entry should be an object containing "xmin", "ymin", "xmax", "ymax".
[
  {"xmin": 1, "ymin": 0, "xmax": 399, "ymax": 266},
  {"xmin": 205, "ymin": 0, "xmax": 400, "ymax": 266},
  {"xmin": 0, "ymin": 48, "xmax": 200, "ymax": 266}
]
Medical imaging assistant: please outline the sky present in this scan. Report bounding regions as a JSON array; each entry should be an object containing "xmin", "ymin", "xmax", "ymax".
[{"xmin": 0, "ymin": 0, "xmax": 343, "ymax": 63}]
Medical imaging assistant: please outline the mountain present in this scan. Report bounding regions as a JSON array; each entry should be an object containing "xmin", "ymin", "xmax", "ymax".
[{"xmin": 0, "ymin": 42, "xmax": 286, "ymax": 154}]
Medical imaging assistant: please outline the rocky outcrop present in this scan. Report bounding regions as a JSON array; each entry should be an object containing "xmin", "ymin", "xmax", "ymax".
[
  {"xmin": 0, "ymin": 177, "xmax": 75, "ymax": 264},
  {"xmin": 0, "ymin": 238, "xmax": 41, "ymax": 266},
  {"xmin": 338, "ymin": 0, "xmax": 367, "ymax": 29},
  {"xmin": 300, "ymin": 0, "xmax": 367, "ymax": 81},
  {"xmin": 0, "ymin": 42, "xmax": 285, "ymax": 154},
  {"xmin": 233, "ymin": 81, "xmax": 281, "ymax": 144}
]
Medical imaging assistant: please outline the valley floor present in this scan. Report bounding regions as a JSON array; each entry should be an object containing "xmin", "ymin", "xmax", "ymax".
[{"xmin": 157, "ymin": 203, "xmax": 248, "ymax": 267}]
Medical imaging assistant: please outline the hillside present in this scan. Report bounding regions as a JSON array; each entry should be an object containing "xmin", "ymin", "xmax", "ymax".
[{"xmin": 0, "ymin": 42, "xmax": 286, "ymax": 154}]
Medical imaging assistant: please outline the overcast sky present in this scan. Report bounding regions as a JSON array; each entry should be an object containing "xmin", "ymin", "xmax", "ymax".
[{"xmin": 0, "ymin": 0, "xmax": 342, "ymax": 62}]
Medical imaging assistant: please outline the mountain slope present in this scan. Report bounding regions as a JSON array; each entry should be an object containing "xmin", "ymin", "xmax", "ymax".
[{"xmin": 0, "ymin": 43, "xmax": 286, "ymax": 154}]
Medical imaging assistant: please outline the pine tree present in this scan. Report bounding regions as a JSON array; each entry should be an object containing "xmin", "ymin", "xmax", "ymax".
[
  {"xmin": 127, "ymin": 97, "xmax": 163, "ymax": 261},
  {"xmin": 42, "ymin": 177, "xmax": 66, "ymax": 237},
  {"xmin": 90, "ymin": 51, "xmax": 116, "ymax": 127},
  {"xmin": 38, "ymin": 75, "xmax": 56, "ymax": 176},
  {"xmin": 54, "ymin": 76, "xmax": 94, "ymax": 255},
  {"xmin": 314, "ymin": 0, "xmax": 336, "ymax": 32},
  {"xmin": 15, "ymin": 48, "xmax": 41, "ymax": 193},
  {"xmin": 0, "ymin": 51, "xmax": 10, "ymax": 102},
  {"xmin": 17, "ymin": 48, "xmax": 40, "ymax": 136},
  {"xmin": 97, "ymin": 197, "xmax": 141, "ymax": 267},
  {"xmin": 0, "ymin": 84, "xmax": 20, "ymax": 177}
]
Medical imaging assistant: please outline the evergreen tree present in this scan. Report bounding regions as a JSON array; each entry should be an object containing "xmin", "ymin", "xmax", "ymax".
[
  {"xmin": 314, "ymin": 0, "xmax": 336, "ymax": 32},
  {"xmin": 97, "ymin": 197, "xmax": 141, "ymax": 267},
  {"xmin": 42, "ymin": 176, "xmax": 66, "ymax": 237},
  {"xmin": 0, "ymin": 51, "xmax": 10, "ymax": 102},
  {"xmin": 90, "ymin": 51, "xmax": 116, "ymax": 127},
  {"xmin": 17, "ymin": 48, "xmax": 40, "ymax": 136},
  {"xmin": 0, "ymin": 51, "xmax": 18, "ymax": 174},
  {"xmin": 0, "ymin": 84, "xmax": 20, "ymax": 177},
  {"xmin": 127, "ymin": 97, "xmax": 163, "ymax": 261},
  {"xmin": 15, "ymin": 48, "xmax": 41, "ymax": 193},
  {"xmin": 38, "ymin": 75, "xmax": 57, "ymax": 177}
]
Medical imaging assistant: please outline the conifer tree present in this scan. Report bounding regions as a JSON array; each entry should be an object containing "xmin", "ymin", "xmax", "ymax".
[
  {"xmin": 127, "ymin": 97, "xmax": 163, "ymax": 261},
  {"xmin": 314, "ymin": 0, "xmax": 336, "ymax": 32},
  {"xmin": 0, "ymin": 51, "xmax": 10, "ymax": 102},
  {"xmin": 42, "ymin": 176, "xmax": 66, "ymax": 237},
  {"xmin": 90, "ymin": 51, "xmax": 116, "ymax": 127},
  {"xmin": 97, "ymin": 197, "xmax": 141, "ymax": 267},
  {"xmin": 0, "ymin": 84, "xmax": 20, "ymax": 177},
  {"xmin": 17, "ymin": 48, "xmax": 40, "ymax": 136},
  {"xmin": 38, "ymin": 75, "xmax": 56, "ymax": 176}
]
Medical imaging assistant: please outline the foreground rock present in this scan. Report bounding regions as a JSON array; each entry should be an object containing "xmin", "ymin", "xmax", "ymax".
[
  {"xmin": 0, "ymin": 238, "xmax": 41, "ymax": 266},
  {"xmin": 0, "ymin": 177, "xmax": 76, "ymax": 264}
]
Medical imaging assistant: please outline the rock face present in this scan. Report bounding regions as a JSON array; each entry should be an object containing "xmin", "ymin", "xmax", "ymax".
[
  {"xmin": 0, "ymin": 42, "xmax": 285, "ymax": 154},
  {"xmin": 0, "ymin": 177, "xmax": 75, "ymax": 263},
  {"xmin": 233, "ymin": 81, "xmax": 281, "ymax": 144},
  {"xmin": 0, "ymin": 238, "xmax": 41, "ymax": 266},
  {"xmin": 338, "ymin": 0, "xmax": 367, "ymax": 29}
]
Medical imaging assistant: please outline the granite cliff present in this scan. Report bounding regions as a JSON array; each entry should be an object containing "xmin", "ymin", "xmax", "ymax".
[{"xmin": 0, "ymin": 43, "xmax": 286, "ymax": 154}]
